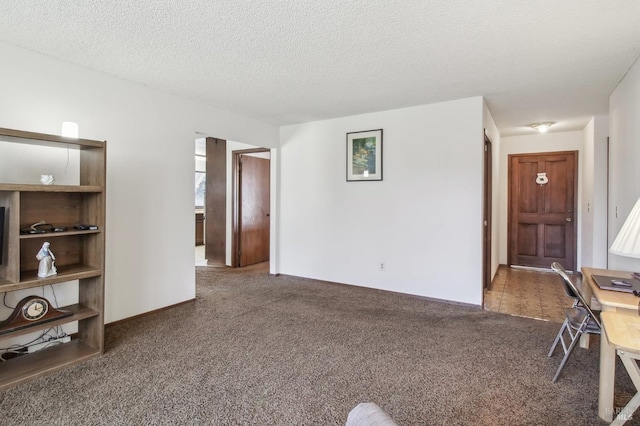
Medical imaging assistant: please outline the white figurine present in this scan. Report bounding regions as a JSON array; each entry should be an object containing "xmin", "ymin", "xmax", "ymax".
[{"xmin": 36, "ymin": 242, "xmax": 57, "ymax": 278}]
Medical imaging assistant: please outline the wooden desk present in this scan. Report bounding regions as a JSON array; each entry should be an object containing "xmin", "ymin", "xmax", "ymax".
[
  {"xmin": 601, "ymin": 311, "xmax": 640, "ymax": 425},
  {"xmin": 582, "ymin": 267, "xmax": 639, "ymax": 422}
]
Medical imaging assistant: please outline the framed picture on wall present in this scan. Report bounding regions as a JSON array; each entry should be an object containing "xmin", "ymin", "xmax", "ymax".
[{"xmin": 346, "ymin": 129, "xmax": 383, "ymax": 181}]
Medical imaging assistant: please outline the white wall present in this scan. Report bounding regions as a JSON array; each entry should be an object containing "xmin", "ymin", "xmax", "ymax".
[
  {"xmin": 0, "ymin": 42, "xmax": 279, "ymax": 323},
  {"xmin": 498, "ymin": 131, "xmax": 584, "ymax": 267},
  {"xmin": 0, "ymin": 142, "xmax": 80, "ymax": 184},
  {"xmin": 609, "ymin": 56, "xmax": 640, "ymax": 271},
  {"xmin": 592, "ymin": 117, "xmax": 609, "ymax": 267},
  {"xmin": 279, "ymin": 97, "xmax": 485, "ymax": 306},
  {"xmin": 581, "ymin": 116, "xmax": 609, "ymax": 269}
]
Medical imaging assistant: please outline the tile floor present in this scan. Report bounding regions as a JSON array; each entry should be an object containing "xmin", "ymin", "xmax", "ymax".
[{"xmin": 484, "ymin": 265, "xmax": 576, "ymax": 323}]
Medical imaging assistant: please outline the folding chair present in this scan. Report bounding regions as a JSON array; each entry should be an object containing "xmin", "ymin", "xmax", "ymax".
[{"xmin": 548, "ymin": 262, "xmax": 602, "ymax": 383}]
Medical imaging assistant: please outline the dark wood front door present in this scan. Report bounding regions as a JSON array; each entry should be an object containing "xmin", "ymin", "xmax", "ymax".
[
  {"xmin": 508, "ymin": 151, "xmax": 577, "ymax": 270},
  {"xmin": 235, "ymin": 153, "xmax": 270, "ymax": 267}
]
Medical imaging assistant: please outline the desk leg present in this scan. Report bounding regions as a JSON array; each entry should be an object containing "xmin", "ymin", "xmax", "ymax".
[
  {"xmin": 599, "ymin": 327, "xmax": 616, "ymax": 422},
  {"xmin": 610, "ymin": 353, "xmax": 640, "ymax": 426},
  {"xmin": 579, "ymin": 334, "xmax": 591, "ymax": 349}
]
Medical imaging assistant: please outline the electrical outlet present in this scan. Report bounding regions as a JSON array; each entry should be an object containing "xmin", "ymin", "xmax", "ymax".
[{"xmin": 379, "ymin": 262, "xmax": 385, "ymax": 271}]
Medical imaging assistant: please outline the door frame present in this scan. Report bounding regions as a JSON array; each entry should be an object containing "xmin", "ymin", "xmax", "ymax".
[
  {"xmin": 231, "ymin": 148, "xmax": 271, "ymax": 267},
  {"xmin": 483, "ymin": 131, "xmax": 493, "ymax": 290},
  {"xmin": 507, "ymin": 150, "xmax": 578, "ymax": 271}
]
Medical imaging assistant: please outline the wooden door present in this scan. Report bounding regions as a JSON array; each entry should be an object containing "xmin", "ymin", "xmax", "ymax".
[
  {"xmin": 237, "ymin": 154, "xmax": 270, "ymax": 266},
  {"xmin": 508, "ymin": 151, "xmax": 577, "ymax": 270}
]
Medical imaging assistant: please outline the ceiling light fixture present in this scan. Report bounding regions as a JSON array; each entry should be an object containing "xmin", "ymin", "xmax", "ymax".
[{"xmin": 530, "ymin": 122, "xmax": 555, "ymax": 133}]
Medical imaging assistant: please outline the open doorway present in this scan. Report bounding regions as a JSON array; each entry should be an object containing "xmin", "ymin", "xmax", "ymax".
[
  {"xmin": 195, "ymin": 137, "xmax": 271, "ymax": 269},
  {"xmin": 195, "ymin": 138, "xmax": 207, "ymax": 266},
  {"xmin": 194, "ymin": 137, "xmax": 226, "ymax": 267}
]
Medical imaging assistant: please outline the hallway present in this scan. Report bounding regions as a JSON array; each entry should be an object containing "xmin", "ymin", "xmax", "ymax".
[{"xmin": 484, "ymin": 265, "xmax": 575, "ymax": 323}]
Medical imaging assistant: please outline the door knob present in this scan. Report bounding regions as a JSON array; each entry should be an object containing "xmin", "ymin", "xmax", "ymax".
[{"xmin": 566, "ymin": 218, "xmax": 572, "ymax": 222}]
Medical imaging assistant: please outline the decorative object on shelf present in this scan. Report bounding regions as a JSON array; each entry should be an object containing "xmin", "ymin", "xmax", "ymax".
[
  {"xmin": 36, "ymin": 242, "xmax": 57, "ymax": 278},
  {"xmin": 346, "ymin": 129, "xmax": 383, "ymax": 182},
  {"xmin": 40, "ymin": 174, "xmax": 55, "ymax": 185},
  {"xmin": 0, "ymin": 296, "xmax": 72, "ymax": 335},
  {"xmin": 20, "ymin": 220, "xmax": 65, "ymax": 234},
  {"xmin": 536, "ymin": 172, "xmax": 549, "ymax": 185},
  {"xmin": 74, "ymin": 224, "xmax": 98, "ymax": 230}
]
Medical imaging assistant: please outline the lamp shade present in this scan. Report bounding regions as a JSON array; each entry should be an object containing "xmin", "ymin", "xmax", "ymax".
[{"xmin": 610, "ymin": 198, "xmax": 640, "ymax": 259}]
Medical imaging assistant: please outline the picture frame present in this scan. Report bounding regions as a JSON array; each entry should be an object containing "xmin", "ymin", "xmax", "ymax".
[{"xmin": 346, "ymin": 129, "xmax": 383, "ymax": 181}]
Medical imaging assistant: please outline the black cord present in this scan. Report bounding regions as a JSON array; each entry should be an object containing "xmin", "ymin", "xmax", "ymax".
[
  {"xmin": 0, "ymin": 327, "xmax": 56, "ymax": 353},
  {"xmin": 48, "ymin": 284, "xmax": 60, "ymax": 308}
]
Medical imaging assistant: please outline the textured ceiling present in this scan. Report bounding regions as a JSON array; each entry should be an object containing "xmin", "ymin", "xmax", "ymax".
[{"xmin": 0, "ymin": 1, "xmax": 639, "ymax": 136}]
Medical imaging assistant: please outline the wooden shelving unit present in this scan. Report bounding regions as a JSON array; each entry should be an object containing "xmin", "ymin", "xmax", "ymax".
[{"xmin": 0, "ymin": 127, "xmax": 106, "ymax": 391}]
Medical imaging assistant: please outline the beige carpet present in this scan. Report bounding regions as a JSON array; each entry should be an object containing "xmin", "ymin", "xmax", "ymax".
[{"xmin": 0, "ymin": 264, "xmax": 636, "ymax": 425}]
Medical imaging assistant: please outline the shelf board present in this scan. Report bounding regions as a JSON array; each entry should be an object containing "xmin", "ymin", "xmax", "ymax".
[
  {"xmin": 0, "ymin": 265, "xmax": 102, "ymax": 292},
  {"xmin": 0, "ymin": 304, "xmax": 100, "ymax": 339},
  {"xmin": 0, "ymin": 127, "xmax": 105, "ymax": 148},
  {"xmin": 0, "ymin": 183, "xmax": 103, "ymax": 192},
  {"xmin": 20, "ymin": 229, "xmax": 101, "ymax": 239},
  {"xmin": 0, "ymin": 340, "xmax": 100, "ymax": 391}
]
